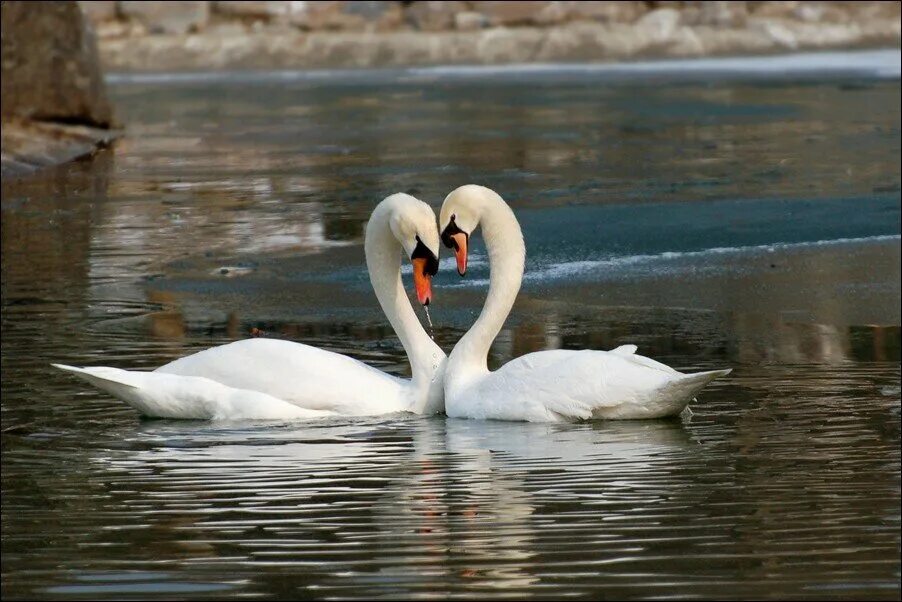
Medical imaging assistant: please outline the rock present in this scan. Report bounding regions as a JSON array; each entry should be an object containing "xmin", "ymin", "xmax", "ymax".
[
  {"xmin": 536, "ymin": 1, "xmax": 646, "ymax": 25},
  {"xmin": 454, "ymin": 11, "xmax": 489, "ymax": 31},
  {"xmin": 342, "ymin": 1, "xmax": 404, "ymax": 30},
  {"xmin": 95, "ymin": 19, "xmax": 148, "ymax": 39},
  {"xmin": 854, "ymin": 1, "xmax": 902, "ymax": 22},
  {"xmin": 118, "ymin": 1, "xmax": 210, "ymax": 34},
  {"xmin": 205, "ymin": 21, "xmax": 251, "ymax": 36},
  {"xmin": 533, "ymin": 2, "xmax": 569, "ymax": 24},
  {"xmin": 750, "ymin": 17, "xmax": 800, "ymax": 49},
  {"xmin": 470, "ymin": 1, "xmax": 551, "ymax": 26},
  {"xmin": 636, "ymin": 7, "xmax": 681, "ymax": 41},
  {"xmin": 78, "ymin": 1, "xmax": 117, "ymax": 22},
  {"xmin": 291, "ymin": 1, "xmax": 402, "ymax": 31},
  {"xmin": 1, "ymin": 120, "xmax": 117, "ymax": 178},
  {"xmin": 406, "ymin": 1, "xmax": 468, "ymax": 32},
  {"xmin": 749, "ymin": 1, "xmax": 798, "ymax": 19},
  {"xmin": 681, "ymin": 1, "xmax": 748, "ymax": 27},
  {"xmin": 1, "ymin": 1, "xmax": 113, "ymax": 127},
  {"xmin": 213, "ymin": 1, "xmax": 296, "ymax": 19}
]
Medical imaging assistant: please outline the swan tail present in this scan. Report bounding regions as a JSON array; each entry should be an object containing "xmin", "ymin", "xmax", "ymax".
[
  {"xmin": 595, "ymin": 368, "xmax": 731, "ymax": 419},
  {"xmin": 52, "ymin": 363, "xmax": 331, "ymax": 421},
  {"xmin": 658, "ymin": 368, "xmax": 731, "ymax": 415},
  {"xmin": 52, "ymin": 363, "xmax": 189, "ymax": 418},
  {"xmin": 52, "ymin": 363, "xmax": 143, "ymax": 396}
]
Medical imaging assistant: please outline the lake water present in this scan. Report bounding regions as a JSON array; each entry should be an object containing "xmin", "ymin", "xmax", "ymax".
[{"xmin": 2, "ymin": 54, "xmax": 900, "ymax": 600}]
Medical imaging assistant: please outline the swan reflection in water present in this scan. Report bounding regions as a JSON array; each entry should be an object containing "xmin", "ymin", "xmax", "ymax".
[{"xmin": 86, "ymin": 416, "xmax": 696, "ymax": 594}]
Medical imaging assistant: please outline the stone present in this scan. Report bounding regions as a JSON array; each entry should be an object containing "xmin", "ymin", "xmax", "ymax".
[
  {"xmin": 406, "ymin": 1, "xmax": 468, "ymax": 32},
  {"xmin": 291, "ymin": 1, "xmax": 402, "ymax": 31},
  {"xmin": 95, "ymin": 19, "xmax": 147, "ymax": 39},
  {"xmin": 454, "ymin": 11, "xmax": 489, "ymax": 31},
  {"xmin": 118, "ymin": 1, "xmax": 210, "ymax": 34},
  {"xmin": 635, "ymin": 7, "xmax": 681, "ymax": 41},
  {"xmin": 536, "ymin": 1, "xmax": 646, "ymax": 25},
  {"xmin": 749, "ymin": 1, "xmax": 799, "ymax": 19},
  {"xmin": 750, "ymin": 17, "xmax": 799, "ymax": 49},
  {"xmin": 1, "ymin": 1, "xmax": 114, "ymax": 127},
  {"xmin": 1, "ymin": 120, "xmax": 117, "ymax": 178},
  {"xmin": 205, "ymin": 21, "xmax": 251, "ymax": 36},
  {"xmin": 213, "ymin": 1, "xmax": 296, "ymax": 19},
  {"xmin": 470, "ymin": 1, "xmax": 551, "ymax": 26},
  {"xmin": 533, "ymin": 2, "xmax": 569, "ymax": 25},
  {"xmin": 78, "ymin": 1, "xmax": 117, "ymax": 22},
  {"xmin": 681, "ymin": 1, "xmax": 748, "ymax": 27}
]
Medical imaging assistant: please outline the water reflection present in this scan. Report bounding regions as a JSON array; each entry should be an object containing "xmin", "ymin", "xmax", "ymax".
[{"xmin": 71, "ymin": 417, "xmax": 702, "ymax": 596}]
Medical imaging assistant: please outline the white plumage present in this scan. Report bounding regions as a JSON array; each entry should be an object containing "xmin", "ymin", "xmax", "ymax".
[
  {"xmin": 439, "ymin": 185, "xmax": 731, "ymax": 423},
  {"xmin": 54, "ymin": 193, "xmax": 446, "ymax": 420}
]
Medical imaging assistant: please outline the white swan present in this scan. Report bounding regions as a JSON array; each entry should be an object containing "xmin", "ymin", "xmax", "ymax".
[
  {"xmin": 438, "ymin": 184, "xmax": 731, "ymax": 422},
  {"xmin": 54, "ymin": 193, "xmax": 447, "ymax": 420}
]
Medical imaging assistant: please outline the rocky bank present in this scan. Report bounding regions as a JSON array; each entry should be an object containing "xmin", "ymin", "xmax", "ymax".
[
  {"xmin": 1, "ymin": 2, "xmax": 118, "ymax": 178},
  {"xmin": 83, "ymin": 1, "xmax": 901, "ymax": 71}
]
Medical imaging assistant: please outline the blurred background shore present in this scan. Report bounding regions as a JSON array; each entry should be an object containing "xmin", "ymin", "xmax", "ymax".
[
  {"xmin": 3, "ymin": 2, "xmax": 900, "ymax": 177},
  {"xmin": 84, "ymin": 1, "xmax": 901, "ymax": 71}
]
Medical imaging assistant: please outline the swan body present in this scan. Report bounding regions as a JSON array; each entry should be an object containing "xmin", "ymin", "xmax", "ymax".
[
  {"xmin": 153, "ymin": 338, "xmax": 414, "ymax": 415},
  {"xmin": 439, "ymin": 185, "xmax": 730, "ymax": 423},
  {"xmin": 55, "ymin": 193, "xmax": 446, "ymax": 420}
]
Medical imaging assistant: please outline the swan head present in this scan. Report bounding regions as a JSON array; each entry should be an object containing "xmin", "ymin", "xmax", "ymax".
[
  {"xmin": 439, "ymin": 184, "xmax": 496, "ymax": 276},
  {"xmin": 384, "ymin": 193, "xmax": 440, "ymax": 306}
]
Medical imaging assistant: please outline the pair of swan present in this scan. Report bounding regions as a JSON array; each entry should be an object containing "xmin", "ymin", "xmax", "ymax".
[{"xmin": 56, "ymin": 186, "xmax": 730, "ymax": 422}]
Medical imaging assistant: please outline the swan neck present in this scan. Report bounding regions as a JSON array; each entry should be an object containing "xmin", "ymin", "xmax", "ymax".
[
  {"xmin": 365, "ymin": 206, "xmax": 444, "ymax": 413},
  {"xmin": 451, "ymin": 196, "xmax": 524, "ymax": 374}
]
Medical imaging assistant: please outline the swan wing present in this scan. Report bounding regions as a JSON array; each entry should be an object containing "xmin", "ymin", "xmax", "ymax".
[
  {"xmin": 609, "ymin": 344, "xmax": 638, "ymax": 356},
  {"xmin": 155, "ymin": 338, "xmax": 409, "ymax": 415},
  {"xmin": 51, "ymin": 364, "xmax": 333, "ymax": 421},
  {"xmin": 465, "ymin": 350, "xmax": 729, "ymax": 422}
]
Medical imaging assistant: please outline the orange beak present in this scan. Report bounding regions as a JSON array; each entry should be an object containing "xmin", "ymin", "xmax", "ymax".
[
  {"xmin": 449, "ymin": 232, "xmax": 468, "ymax": 276},
  {"xmin": 412, "ymin": 257, "xmax": 433, "ymax": 306}
]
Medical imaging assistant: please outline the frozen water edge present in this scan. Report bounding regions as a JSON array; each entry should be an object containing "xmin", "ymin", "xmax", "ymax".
[{"xmin": 107, "ymin": 49, "xmax": 901, "ymax": 85}]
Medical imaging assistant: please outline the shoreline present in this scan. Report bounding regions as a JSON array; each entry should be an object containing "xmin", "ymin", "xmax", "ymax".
[{"xmin": 96, "ymin": 20, "xmax": 901, "ymax": 73}]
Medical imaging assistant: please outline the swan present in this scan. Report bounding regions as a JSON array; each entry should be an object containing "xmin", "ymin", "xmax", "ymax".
[
  {"xmin": 54, "ymin": 193, "xmax": 446, "ymax": 420},
  {"xmin": 438, "ymin": 184, "xmax": 731, "ymax": 422}
]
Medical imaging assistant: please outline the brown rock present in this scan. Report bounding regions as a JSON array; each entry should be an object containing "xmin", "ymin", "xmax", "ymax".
[
  {"xmin": 406, "ymin": 1, "xmax": 469, "ymax": 31},
  {"xmin": 635, "ymin": 7, "xmax": 681, "ymax": 40},
  {"xmin": 681, "ymin": 1, "xmax": 748, "ymax": 27},
  {"xmin": 455, "ymin": 11, "xmax": 489, "ymax": 30},
  {"xmin": 1, "ymin": 120, "xmax": 117, "ymax": 178},
  {"xmin": 95, "ymin": 19, "xmax": 148, "ymax": 39},
  {"xmin": 119, "ymin": 1, "xmax": 210, "ymax": 34},
  {"xmin": 78, "ymin": 1, "xmax": 118, "ymax": 22},
  {"xmin": 470, "ymin": 1, "xmax": 551, "ymax": 26},
  {"xmin": 213, "ymin": 1, "xmax": 296, "ymax": 19},
  {"xmin": 536, "ymin": 1, "xmax": 646, "ymax": 25},
  {"xmin": 292, "ymin": 1, "xmax": 402, "ymax": 31},
  {"xmin": 748, "ymin": 1, "xmax": 799, "ymax": 19},
  {"xmin": 1, "ymin": 1, "xmax": 113, "ymax": 127}
]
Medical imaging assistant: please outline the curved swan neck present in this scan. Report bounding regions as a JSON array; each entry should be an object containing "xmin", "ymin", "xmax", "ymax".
[
  {"xmin": 450, "ymin": 191, "xmax": 525, "ymax": 375},
  {"xmin": 365, "ymin": 202, "xmax": 444, "ymax": 413}
]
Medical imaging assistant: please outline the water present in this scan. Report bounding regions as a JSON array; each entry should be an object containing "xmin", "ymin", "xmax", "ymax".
[
  {"xmin": 2, "ymin": 55, "xmax": 900, "ymax": 600},
  {"xmin": 423, "ymin": 304, "xmax": 434, "ymax": 340}
]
